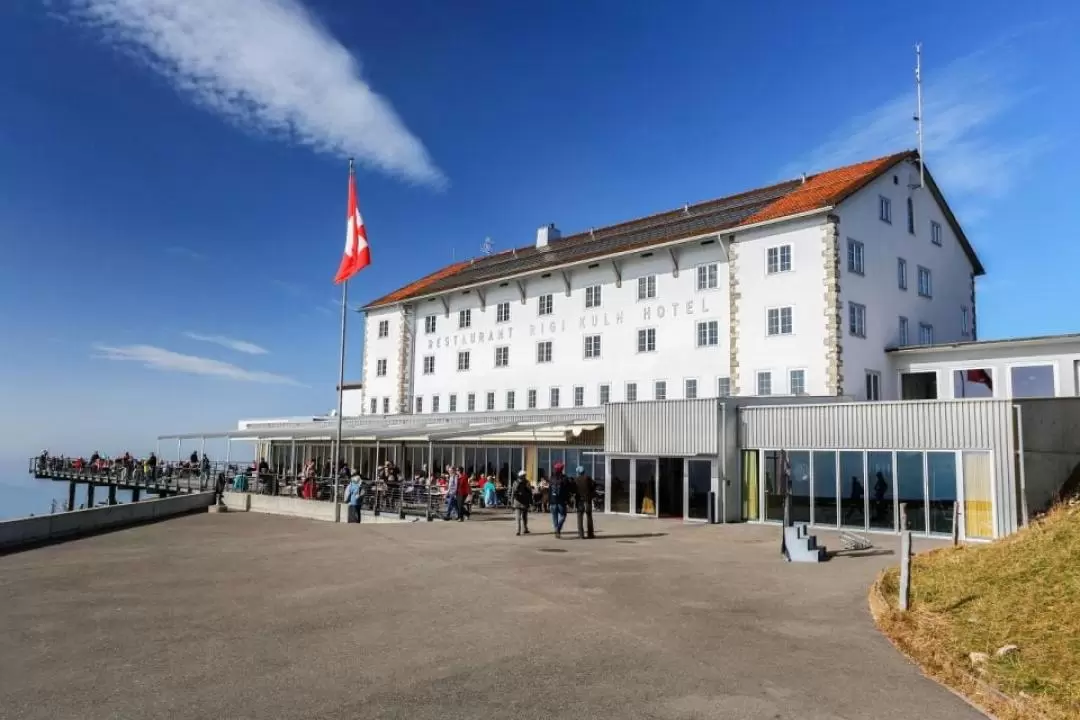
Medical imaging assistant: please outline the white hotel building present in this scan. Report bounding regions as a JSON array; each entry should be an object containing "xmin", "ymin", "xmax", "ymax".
[{"xmin": 173, "ymin": 151, "xmax": 1080, "ymax": 541}]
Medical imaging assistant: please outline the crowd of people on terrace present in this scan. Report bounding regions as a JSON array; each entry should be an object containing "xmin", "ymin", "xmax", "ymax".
[{"xmin": 35, "ymin": 450, "xmax": 211, "ymax": 484}]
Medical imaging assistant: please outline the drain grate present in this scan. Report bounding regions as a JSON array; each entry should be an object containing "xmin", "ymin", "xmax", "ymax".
[{"xmin": 538, "ymin": 548, "xmax": 568, "ymax": 553}]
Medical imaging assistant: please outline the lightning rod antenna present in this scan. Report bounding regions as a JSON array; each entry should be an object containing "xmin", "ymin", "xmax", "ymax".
[{"xmin": 914, "ymin": 42, "xmax": 924, "ymax": 189}]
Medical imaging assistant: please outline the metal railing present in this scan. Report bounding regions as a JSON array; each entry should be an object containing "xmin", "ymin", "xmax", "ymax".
[{"xmin": 28, "ymin": 456, "xmax": 214, "ymax": 492}]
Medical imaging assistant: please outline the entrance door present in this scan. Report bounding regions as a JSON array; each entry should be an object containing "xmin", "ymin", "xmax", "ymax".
[
  {"xmin": 657, "ymin": 457, "xmax": 684, "ymax": 518},
  {"xmin": 634, "ymin": 458, "xmax": 657, "ymax": 516}
]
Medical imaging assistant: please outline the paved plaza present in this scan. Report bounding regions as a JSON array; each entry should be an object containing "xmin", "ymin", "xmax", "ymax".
[{"xmin": 0, "ymin": 512, "xmax": 984, "ymax": 719}]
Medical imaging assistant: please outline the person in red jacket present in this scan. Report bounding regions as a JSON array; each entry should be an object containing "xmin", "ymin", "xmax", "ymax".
[{"xmin": 456, "ymin": 466, "xmax": 472, "ymax": 521}]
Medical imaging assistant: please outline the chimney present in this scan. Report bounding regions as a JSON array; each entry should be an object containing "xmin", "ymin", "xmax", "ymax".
[{"xmin": 536, "ymin": 223, "xmax": 560, "ymax": 249}]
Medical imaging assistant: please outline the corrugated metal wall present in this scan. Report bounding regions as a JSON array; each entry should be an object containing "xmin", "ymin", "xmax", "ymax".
[
  {"xmin": 739, "ymin": 399, "xmax": 1018, "ymax": 536},
  {"xmin": 605, "ymin": 399, "xmax": 722, "ymax": 456}
]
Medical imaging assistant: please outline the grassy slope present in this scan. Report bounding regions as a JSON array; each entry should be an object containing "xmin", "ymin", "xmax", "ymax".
[{"xmin": 874, "ymin": 504, "xmax": 1080, "ymax": 720}]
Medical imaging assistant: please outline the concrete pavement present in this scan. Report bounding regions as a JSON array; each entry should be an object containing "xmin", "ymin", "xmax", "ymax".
[{"xmin": 0, "ymin": 512, "xmax": 984, "ymax": 719}]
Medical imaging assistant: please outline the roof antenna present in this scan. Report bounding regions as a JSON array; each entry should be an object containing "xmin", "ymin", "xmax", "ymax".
[
  {"xmin": 683, "ymin": 202, "xmax": 690, "ymax": 214},
  {"xmin": 481, "ymin": 236, "xmax": 494, "ymax": 256},
  {"xmin": 913, "ymin": 42, "xmax": 925, "ymax": 189}
]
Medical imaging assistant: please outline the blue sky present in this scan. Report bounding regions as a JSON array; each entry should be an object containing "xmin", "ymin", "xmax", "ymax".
[{"xmin": 1, "ymin": 0, "xmax": 1077, "ymax": 462}]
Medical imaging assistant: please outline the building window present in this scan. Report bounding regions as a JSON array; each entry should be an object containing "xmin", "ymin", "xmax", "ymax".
[
  {"xmin": 536, "ymin": 341, "xmax": 552, "ymax": 363},
  {"xmin": 494, "ymin": 346, "xmax": 509, "ymax": 368},
  {"xmin": 637, "ymin": 274, "xmax": 656, "ymax": 300},
  {"xmin": 717, "ymin": 377, "xmax": 730, "ymax": 397},
  {"xmin": 756, "ymin": 371, "xmax": 772, "ymax": 396},
  {"xmin": 696, "ymin": 320, "xmax": 719, "ymax": 347},
  {"xmin": 449, "ymin": 394, "xmax": 457, "ymax": 412},
  {"xmin": 696, "ymin": 263, "xmax": 718, "ymax": 290},
  {"xmin": 458, "ymin": 309, "xmax": 471, "ymax": 329},
  {"xmin": 369, "ymin": 398, "xmax": 377, "ymax": 414},
  {"xmin": 574, "ymin": 386, "xmax": 585, "ymax": 407},
  {"xmin": 496, "ymin": 301, "xmax": 510, "ymax": 323},
  {"xmin": 919, "ymin": 323, "xmax": 934, "ymax": 345},
  {"xmin": 527, "ymin": 389, "xmax": 537, "ymax": 409},
  {"xmin": 415, "ymin": 396, "xmax": 423, "ymax": 413},
  {"xmin": 382, "ymin": 397, "xmax": 389, "ymax": 414},
  {"xmin": 918, "ymin": 266, "xmax": 932, "ymax": 297},
  {"xmin": 424, "ymin": 315, "xmax": 436, "ymax": 334},
  {"xmin": 486, "ymin": 392, "xmax": 495, "ymax": 411},
  {"xmin": 422, "ymin": 355, "xmax": 435, "ymax": 375},
  {"xmin": 538, "ymin": 294, "xmax": 553, "ymax": 316},
  {"xmin": 931, "ymin": 220, "xmax": 943, "ymax": 246},
  {"xmin": 376, "ymin": 358, "xmax": 387, "ymax": 377},
  {"xmin": 549, "ymin": 387, "xmax": 560, "ymax": 408},
  {"xmin": 847, "ymin": 238, "xmax": 865, "ymax": 275},
  {"xmin": 432, "ymin": 395, "xmax": 440, "ymax": 413},
  {"xmin": 625, "ymin": 382, "xmax": 638, "ymax": 402},
  {"xmin": 584, "ymin": 334, "xmax": 601, "ymax": 359},
  {"xmin": 789, "ymin": 369, "xmax": 806, "ymax": 396},
  {"xmin": 467, "ymin": 393, "xmax": 476, "ymax": 412},
  {"xmin": 685, "ymin": 378, "xmax": 698, "ymax": 399},
  {"xmin": 766, "ymin": 245, "xmax": 792, "ymax": 274},
  {"xmin": 899, "ymin": 316, "xmax": 909, "ymax": 345},
  {"xmin": 849, "ymin": 302, "xmax": 867, "ymax": 338},
  {"xmin": 962, "ymin": 306, "xmax": 970, "ymax": 335},
  {"xmin": 637, "ymin": 328, "xmax": 656, "ymax": 353},
  {"xmin": 457, "ymin": 351, "xmax": 470, "ymax": 371},
  {"xmin": 506, "ymin": 390, "xmax": 516, "ymax": 410},
  {"xmin": 767, "ymin": 307, "xmax": 793, "ymax": 336},
  {"xmin": 897, "ymin": 258, "xmax": 908, "ymax": 290},
  {"xmin": 599, "ymin": 384, "xmax": 610, "ymax": 404},
  {"xmin": 906, "ymin": 197, "xmax": 915, "ymax": 234},
  {"xmin": 378, "ymin": 320, "xmax": 389, "ymax": 338},
  {"xmin": 1010, "ymin": 365, "xmax": 1055, "ymax": 398},
  {"xmin": 879, "ymin": 195, "xmax": 892, "ymax": 223},
  {"xmin": 585, "ymin": 284, "xmax": 602, "ymax": 308},
  {"xmin": 654, "ymin": 380, "xmax": 667, "ymax": 400},
  {"xmin": 865, "ymin": 371, "xmax": 882, "ymax": 401}
]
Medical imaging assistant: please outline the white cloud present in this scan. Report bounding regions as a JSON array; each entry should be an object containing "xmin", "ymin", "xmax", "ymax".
[
  {"xmin": 93, "ymin": 344, "xmax": 303, "ymax": 386},
  {"xmin": 183, "ymin": 332, "xmax": 269, "ymax": 355},
  {"xmin": 64, "ymin": 0, "xmax": 444, "ymax": 185},
  {"xmin": 784, "ymin": 42, "xmax": 1047, "ymax": 202}
]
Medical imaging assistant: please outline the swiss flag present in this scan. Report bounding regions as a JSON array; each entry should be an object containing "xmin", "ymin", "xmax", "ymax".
[{"xmin": 334, "ymin": 167, "xmax": 370, "ymax": 284}]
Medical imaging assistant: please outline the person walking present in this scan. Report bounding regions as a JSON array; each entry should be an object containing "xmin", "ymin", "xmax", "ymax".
[
  {"xmin": 455, "ymin": 466, "xmax": 471, "ymax": 521},
  {"xmin": 344, "ymin": 473, "xmax": 364, "ymax": 524},
  {"xmin": 511, "ymin": 470, "xmax": 532, "ymax": 536},
  {"xmin": 548, "ymin": 462, "xmax": 570, "ymax": 538},
  {"xmin": 444, "ymin": 469, "xmax": 461, "ymax": 521},
  {"xmin": 573, "ymin": 465, "xmax": 596, "ymax": 539}
]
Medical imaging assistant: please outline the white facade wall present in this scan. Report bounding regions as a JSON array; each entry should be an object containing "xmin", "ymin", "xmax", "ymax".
[
  {"xmin": 408, "ymin": 242, "xmax": 731, "ymax": 412},
  {"xmin": 341, "ymin": 388, "xmax": 364, "ymax": 417},
  {"xmin": 890, "ymin": 340, "xmax": 1080, "ymax": 399},
  {"xmin": 731, "ymin": 217, "xmax": 829, "ymax": 396},
  {"xmin": 836, "ymin": 160, "xmax": 977, "ymax": 399},
  {"xmin": 360, "ymin": 305, "xmax": 407, "ymax": 415}
]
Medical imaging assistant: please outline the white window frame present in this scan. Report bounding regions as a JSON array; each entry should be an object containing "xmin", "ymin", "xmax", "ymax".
[
  {"xmin": 931, "ymin": 220, "xmax": 943, "ymax": 246},
  {"xmin": 906, "ymin": 197, "xmax": 915, "ymax": 235},
  {"xmin": 424, "ymin": 315, "xmax": 437, "ymax": 334},
  {"xmin": 415, "ymin": 396, "xmax": 423, "ymax": 414},
  {"xmin": 378, "ymin": 320, "xmax": 389, "ymax": 338},
  {"xmin": 432, "ymin": 395, "xmax": 440, "ymax": 414},
  {"xmin": 849, "ymin": 302, "xmax": 867, "ymax": 338},
  {"xmin": 847, "ymin": 238, "xmax": 865, "ymax": 275},
  {"xmin": 637, "ymin": 327, "xmax": 656, "ymax": 353},
  {"xmin": 496, "ymin": 301, "xmax": 510, "ymax": 323},
  {"xmin": 494, "ymin": 346, "xmax": 509, "ymax": 368},
  {"xmin": 696, "ymin": 320, "xmax": 719, "ymax": 347},
  {"xmin": 696, "ymin": 263, "xmax": 719, "ymax": 290},
  {"xmin": 527, "ymin": 389, "xmax": 538, "ymax": 409},
  {"xmin": 422, "ymin": 355, "xmax": 435, "ymax": 375},
  {"xmin": 625, "ymin": 382, "xmax": 638, "ymax": 402},
  {"xmin": 536, "ymin": 340, "xmax": 553, "ymax": 364},
  {"xmin": 549, "ymin": 387, "xmax": 560, "ymax": 408},
  {"xmin": 506, "ymin": 390, "xmax": 516, "ymax": 410},
  {"xmin": 899, "ymin": 316, "xmax": 909, "ymax": 346},
  {"xmin": 585, "ymin": 284, "xmax": 602, "ymax": 308},
  {"xmin": 879, "ymin": 195, "xmax": 892, "ymax": 224},
  {"xmin": 573, "ymin": 385, "xmax": 585, "ymax": 407},
  {"xmin": 637, "ymin": 274, "xmax": 656, "ymax": 300},
  {"xmin": 584, "ymin": 334, "xmax": 601, "ymax": 359},
  {"xmin": 376, "ymin": 358, "xmax": 387, "ymax": 377},
  {"xmin": 537, "ymin": 294, "xmax": 553, "ymax": 316},
  {"xmin": 486, "ymin": 392, "xmax": 495, "ymax": 411},
  {"xmin": 918, "ymin": 266, "xmax": 932, "ymax": 298},
  {"xmin": 457, "ymin": 350, "xmax": 470, "ymax": 372},
  {"xmin": 684, "ymin": 378, "xmax": 698, "ymax": 400},
  {"xmin": 766, "ymin": 244, "xmax": 792, "ymax": 274},
  {"xmin": 369, "ymin": 398, "xmax": 377, "ymax": 414},
  {"xmin": 865, "ymin": 370, "xmax": 882, "ymax": 401},
  {"xmin": 962, "ymin": 306, "xmax": 970, "ymax": 336},
  {"xmin": 897, "ymin": 258, "xmax": 908, "ymax": 291},
  {"xmin": 382, "ymin": 397, "xmax": 389, "ymax": 414},
  {"xmin": 599, "ymin": 384, "xmax": 611, "ymax": 404},
  {"xmin": 449, "ymin": 394, "xmax": 458, "ymax": 412},
  {"xmin": 766, "ymin": 307, "xmax": 793, "ymax": 336},
  {"xmin": 717, "ymin": 377, "xmax": 731, "ymax": 397},
  {"xmin": 467, "ymin": 393, "xmax": 476, "ymax": 412},
  {"xmin": 654, "ymin": 380, "xmax": 667, "ymax": 401},
  {"xmin": 788, "ymin": 369, "xmax": 806, "ymax": 396},
  {"xmin": 919, "ymin": 323, "xmax": 934, "ymax": 345},
  {"xmin": 458, "ymin": 309, "xmax": 471, "ymax": 329},
  {"xmin": 756, "ymin": 371, "xmax": 772, "ymax": 396}
]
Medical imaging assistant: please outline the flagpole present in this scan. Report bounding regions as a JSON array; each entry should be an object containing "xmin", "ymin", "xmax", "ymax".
[{"xmin": 332, "ymin": 158, "xmax": 355, "ymax": 523}]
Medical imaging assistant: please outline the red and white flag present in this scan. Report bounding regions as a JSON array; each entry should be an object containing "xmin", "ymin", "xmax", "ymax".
[{"xmin": 334, "ymin": 166, "xmax": 370, "ymax": 284}]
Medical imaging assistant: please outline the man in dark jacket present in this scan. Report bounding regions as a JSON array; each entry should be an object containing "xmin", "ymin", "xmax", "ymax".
[
  {"xmin": 573, "ymin": 465, "xmax": 596, "ymax": 539},
  {"xmin": 511, "ymin": 470, "xmax": 532, "ymax": 536},
  {"xmin": 548, "ymin": 462, "xmax": 570, "ymax": 538}
]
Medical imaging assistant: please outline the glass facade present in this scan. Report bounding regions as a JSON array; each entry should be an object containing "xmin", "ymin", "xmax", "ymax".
[
  {"xmin": 867, "ymin": 451, "xmax": 895, "ymax": 531},
  {"xmin": 687, "ymin": 459, "xmax": 711, "ymax": 520},
  {"xmin": 811, "ymin": 451, "xmax": 837, "ymax": 526},
  {"xmin": 610, "ymin": 459, "xmax": 631, "ymax": 513},
  {"xmin": 635, "ymin": 459, "xmax": 657, "ymax": 516},
  {"xmin": 839, "ymin": 451, "xmax": 865, "ymax": 528}
]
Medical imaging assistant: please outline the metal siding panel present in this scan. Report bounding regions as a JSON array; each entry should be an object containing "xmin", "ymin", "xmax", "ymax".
[{"xmin": 605, "ymin": 399, "xmax": 720, "ymax": 455}]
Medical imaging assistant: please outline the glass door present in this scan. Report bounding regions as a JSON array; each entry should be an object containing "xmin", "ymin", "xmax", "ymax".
[
  {"xmin": 687, "ymin": 459, "xmax": 712, "ymax": 521},
  {"xmin": 609, "ymin": 458, "xmax": 631, "ymax": 513},
  {"xmin": 962, "ymin": 451, "xmax": 994, "ymax": 539},
  {"xmin": 634, "ymin": 458, "xmax": 657, "ymax": 516}
]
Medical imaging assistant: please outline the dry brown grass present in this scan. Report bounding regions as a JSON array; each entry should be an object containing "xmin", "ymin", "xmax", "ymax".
[{"xmin": 871, "ymin": 503, "xmax": 1080, "ymax": 720}]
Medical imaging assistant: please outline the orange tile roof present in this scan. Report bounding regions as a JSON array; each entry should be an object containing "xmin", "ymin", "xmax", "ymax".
[
  {"xmin": 743, "ymin": 151, "xmax": 916, "ymax": 225},
  {"xmin": 365, "ymin": 260, "xmax": 472, "ymax": 308}
]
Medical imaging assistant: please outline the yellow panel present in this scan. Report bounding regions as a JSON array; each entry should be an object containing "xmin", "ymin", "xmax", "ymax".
[
  {"xmin": 524, "ymin": 445, "xmax": 538, "ymax": 485},
  {"xmin": 963, "ymin": 451, "xmax": 994, "ymax": 539},
  {"xmin": 742, "ymin": 450, "xmax": 760, "ymax": 521}
]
